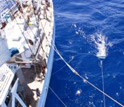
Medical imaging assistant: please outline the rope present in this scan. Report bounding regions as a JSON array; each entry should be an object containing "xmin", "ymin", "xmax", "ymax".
[
  {"xmin": 5, "ymin": 0, "xmax": 34, "ymax": 56},
  {"xmin": 100, "ymin": 60, "xmax": 106, "ymax": 107},
  {"xmin": 31, "ymin": 0, "xmax": 48, "ymax": 43},
  {"xmin": 30, "ymin": 3, "xmax": 67, "ymax": 107},
  {"xmin": 15, "ymin": 1, "xmax": 37, "ymax": 38},
  {"xmin": 42, "ymin": 18, "xmax": 124, "ymax": 106},
  {"xmin": 52, "ymin": 57, "xmax": 74, "ymax": 76},
  {"xmin": 30, "ymin": 0, "xmax": 48, "ymax": 57},
  {"xmin": 5, "ymin": 0, "xmax": 48, "ymax": 58},
  {"xmin": 30, "ymin": 0, "xmax": 50, "ymax": 59},
  {"xmin": 4, "ymin": 1, "xmax": 124, "ymax": 107},
  {"xmin": 4, "ymin": 0, "xmax": 42, "ymax": 77},
  {"xmin": 31, "ymin": 0, "xmax": 48, "ymax": 34},
  {"xmin": 52, "ymin": 53, "xmax": 91, "ymax": 76},
  {"xmin": 31, "ymin": 0, "xmax": 39, "ymax": 25},
  {"xmin": 17, "ymin": 1, "xmax": 123, "ymax": 105},
  {"xmin": 49, "ymin": 87, "xmax": 67, "ymax": 107},
  {"xmin": 51, "ymin": 43, "xmax": 124, "ymax": 107}
]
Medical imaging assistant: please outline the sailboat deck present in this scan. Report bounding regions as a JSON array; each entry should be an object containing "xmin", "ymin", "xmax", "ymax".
[
  {"xmin": 18, "ymin": 1, "xmax": 54, "ymax": 107},
  {"xmin": 21, "ymin": 67, "xmax": 44, "ymax": 107},
  {"xmin": 0, "ymin": 0, "xmax": 54, "ymax": 106}
]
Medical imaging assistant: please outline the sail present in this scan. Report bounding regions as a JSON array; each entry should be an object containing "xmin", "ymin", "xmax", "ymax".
[{"xmin": 0, "ymin": 39, "xmax": 11, "ymax": 67}]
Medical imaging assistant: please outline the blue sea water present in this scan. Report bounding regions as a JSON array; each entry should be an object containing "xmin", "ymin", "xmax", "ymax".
[
  {"xmin": 46, "ymin": 0, "xmax": 124, "ymax": 107},
  {"xmin": 0, "ymin": 0, "xmax": 124, "ymax": 107}
]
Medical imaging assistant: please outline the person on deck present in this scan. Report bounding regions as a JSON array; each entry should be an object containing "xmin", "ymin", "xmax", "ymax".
[
  {"xmin": 45, "ymin": 0, "xmax": 51, "ymax": 10},
  {"xmin": 36, "ymin": 88, "xmax": 40, "ymax": 97}
]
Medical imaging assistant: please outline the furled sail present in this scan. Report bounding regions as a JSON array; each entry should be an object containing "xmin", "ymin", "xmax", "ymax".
[{"xmin": 0, "ymin": 38, "xmax": 11, "ymax": 67}]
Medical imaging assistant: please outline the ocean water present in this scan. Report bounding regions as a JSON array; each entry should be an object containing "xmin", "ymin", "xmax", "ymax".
[
  {"xmin": 0, "ymin": 0, "xmax": 124, "ymax": 107},
  {"xmin": 46, "ymin": 0, "xmax": 124, "ymax": 107}
]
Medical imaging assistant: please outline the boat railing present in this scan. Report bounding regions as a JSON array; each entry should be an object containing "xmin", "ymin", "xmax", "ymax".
[{"xmin": 0, "ymin": 0, "xmax": 53, "ymax": 66}]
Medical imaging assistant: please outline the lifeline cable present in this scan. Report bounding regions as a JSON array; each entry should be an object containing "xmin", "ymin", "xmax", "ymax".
[
  {"xmin": 49, "ymin": 87, "xmax": 67, "ymax": 107},
  {"xmin": 5, "ymin": 0, "xmax": 34, "ymax": 56},
  {"xmin": 14, "ymin": 0, "xmax": 124, "ymax": 106},
  {"xmin": 4, "ymin": 0, "xmax": 45, "ymax": 77},
  {"xmin": 100, "ymin": 60, "xmax": 106, "ymax": 107},
  {"xmin": 51, "ymin": 41, "xmax": 124, "ymax": 107},
  {"xmin": 6, "ymin": 0, "xmax": 48, "ymax": 58},
  {"xmin": 38, "ymin": 13, "xmax": 124, "ymax": 106},
  {"xmin": 41, "ymin": 18, "xmax": 124, "ymax": 106},
  {"xmin": 5, "ymin": 1, "xmax": 123, "ymax": 106}
]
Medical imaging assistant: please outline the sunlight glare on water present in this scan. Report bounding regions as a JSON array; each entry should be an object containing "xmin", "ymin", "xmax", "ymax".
[{"xmin": 46, "ymin": 0, "xmax": 124, "ymax": 106}]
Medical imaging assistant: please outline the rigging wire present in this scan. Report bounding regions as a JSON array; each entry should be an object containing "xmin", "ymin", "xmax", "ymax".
[
  {"xmin": 11, "ymin": 0, "xmax": 51, "ymax": 71},
  {"xmin": 31, "ymin": 0, "xmax": 48, "ymax": 31},
  {"xmin": 30, "ymin": 0, "xmax": 48, "ymax": 56},
  {"xmin": 15, "ymin": 0, "xmax": 37, "ymax": 38},
  {"xmin": 30, "ymin": 0, "xmax": 48, "ymax": 37},
  {"xmin": 31, "ymin": 2, "xmax": 69, "ymax": 106},
  {"xmin": 36, "ymin": 10, "xmax": 124, "ymax": 106},
  {"xmin": 15, "ymin": 0, "xmax": 40, "ymax": 41},
  {"xmin": 5, "ymin": 0, "xmax": 47, "ymax": 59},
  {"xmin": 3, "ymin": 1, "xmax": 123, "ymax": 107},
  {"xmin": 5, "ymin": 0, "xmax": 34, "ymax": 56},
  {"xmin": 52, "ymin": 53, "xmax": 91, "ymax": 76},
  {"xmin": 11, "ymin": 1, "xmax": 123, "ymax": 106},
  {"xmin": 4, "ymin": 0, "xmax": 42, "ymax": 77},
  {"xmin": 30, "ymin": 2, "xmax": 67, "ymax": 106},
  {"xmin": 12, "ymin": 0, "xmax": 54, "ymax": 77},
  {"xmin": 49, "ymin": 39, "xmax": 124, "ymax": 107},
  {"xmin": 31, "ymin": 0, "xmax": 39, "ymax": 25},
  {"xmin": 3, "ymin": 1, "xmax": 65, "ymax": 107},
  {"xmin": 49, "ymin": 87, "xmax": 67, "ymax": 107},
  {"xmin": 100, "ymin": 60, "xmax": 106, "ymax": 107},
  {"xmin": 52, "ymin": 56, "xmax": 75, "ymax": 76},
  {"xmin": 55, "ymin": 47, "xmax": 124, "ymax": 107},
  {"xmin": 37, "ymin": 10, "xmax": 124, "ymax": 105}
]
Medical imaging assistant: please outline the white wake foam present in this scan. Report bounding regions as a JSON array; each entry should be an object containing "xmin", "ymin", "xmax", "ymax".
[
  {"xmin": 73, "ymin": 25, "xmax": 112, "ymax": 59},
  {"xmin": 91, "ymin": 33, "xmax": 107, "ymax": 59}
]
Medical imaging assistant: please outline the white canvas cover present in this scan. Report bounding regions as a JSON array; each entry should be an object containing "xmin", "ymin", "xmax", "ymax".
[
  {"xmin": 0, "ymin": 64, "xmax": 14, "ymax": 106},
  {"xmin": 0, "ymin": 39, "xmax": 11, "ymax": 67}
]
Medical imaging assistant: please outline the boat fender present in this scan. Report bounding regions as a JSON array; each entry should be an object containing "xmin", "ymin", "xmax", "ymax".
[
  {"xmin": 9, "ymin": 48, "xmax": 19, "ymax": 57},
  {"xmin": 36, "ymin": 88, "xmax": 40, "ymax": 97},
  {"xmin": 28, "ymin": 39, "xmax": 34, "ymax": 45},
  {"xmin": 1, "ymin": 22, "xmax": 6, "ymax": 29}
]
